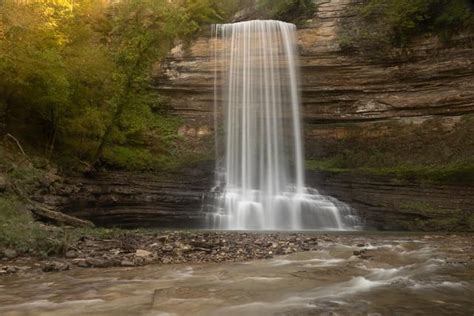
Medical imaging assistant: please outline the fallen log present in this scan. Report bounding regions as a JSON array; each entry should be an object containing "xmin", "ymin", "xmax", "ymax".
[
  {"xmin": 28, "ymin": 203, "xmax": 95, "ymax": 228},
  {"xmin": 11, "ymin": 182, "xmax": 95, "ymax": 228}
]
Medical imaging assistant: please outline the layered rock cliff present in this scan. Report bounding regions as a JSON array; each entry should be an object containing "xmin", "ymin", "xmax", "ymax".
[
  {"xmin": 51, "ymin": 0, "xmax": 474, "ymax": 231},
  {"xmin": 41, "ymin": 163, "xmax": 214, "ymax": 228}
]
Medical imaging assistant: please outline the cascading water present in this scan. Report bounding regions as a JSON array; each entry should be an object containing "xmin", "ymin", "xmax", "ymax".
[{"xmin": 207, "ymin": 20, "xmax": 359, "ymax": 230}]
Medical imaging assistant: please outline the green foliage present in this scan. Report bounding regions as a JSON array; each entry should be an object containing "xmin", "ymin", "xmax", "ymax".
[
  {"xmin": 70, "ymin": 227, "xmax": 127, "ymax": 240},
  {"xmin": 103, "ymin": 146, "xmax": 155, "ymax": 170},
  {"xmin": 308, "ymin": 157, "xmax": 474, "ymax": 184},
  {"xmin": 306, "ymin": 116, "xmax": 474, "ymax": 184},
  {"xmin": 0, "ymin": 0, "xmax": 222, "ymax": 171},
  {"xmin": 306, "ymin": 157, "xmax": 349, "ymax": 174},
  {"xmin": 343, "ymin": 0, "xmax": 474, "ymax": 54}
]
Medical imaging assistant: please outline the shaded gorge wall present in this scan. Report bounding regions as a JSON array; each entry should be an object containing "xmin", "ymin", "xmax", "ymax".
[
  {"xmin": 150, "ymin": 0, "xmax": 474, "ymax": 231},
  {"xmin": 42, "ymin": 0, "xmax": 473, "ymax": 231}
]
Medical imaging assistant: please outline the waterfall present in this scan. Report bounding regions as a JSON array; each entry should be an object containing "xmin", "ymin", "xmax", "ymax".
[{"xmin": 207, "ymin": 20, "xmax": 359, "ymax": 230}]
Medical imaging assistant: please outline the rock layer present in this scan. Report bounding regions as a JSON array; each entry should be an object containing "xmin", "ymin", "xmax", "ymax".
[
  {"xmin": 42, "ymin": 165, "xmax": 213, "ymax": 228},
  {"xmin": 308, "ymin": 171, "xmax": 474, "ymax": 231},
  {"xmin": 156, "ymin": 0, "xmax": 474, "ymax": 158},
  {"xmin": 149, "ymin": 0, "xmax": 474, "ymax": 230},
  {"xmin": 45, "ymin": 0, "xmax": 473, "ymax": 230}
]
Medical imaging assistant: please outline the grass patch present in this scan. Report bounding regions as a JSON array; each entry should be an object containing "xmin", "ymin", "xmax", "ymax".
[
  {"xmin": 306, "ymin": 158, "xmax": 350, "ymax": 173},
  {"xmin": 0, "ymin": 195, "xmax": 64, "ymax": 255},
  {"xmin": 364, "ymin": 162, "xmax": 474, "ymax": 184},
  {"xmin": 306, "ymin": 158, "xmax": 474, "ymax": 184},
  {"xmin": 69, "ymin": 227, "xmax": 128, "ymax": 240}
]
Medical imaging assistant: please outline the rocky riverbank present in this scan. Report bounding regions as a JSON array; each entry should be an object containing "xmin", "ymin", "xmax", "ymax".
[
  {"xmin": 1, "ymin": 230, "xmax": 322, "ymax": 275},
  {"xmin": 2, "ymin": 230, "xmax": 473, "ymax": 278}
]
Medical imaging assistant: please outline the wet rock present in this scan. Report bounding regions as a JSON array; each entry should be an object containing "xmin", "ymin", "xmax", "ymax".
[
  {"xmin": 86, "ymin": 258, "xmax": 107, "ymax": 268},
  {"xmin": 120, "ymin": 260, "xmax": 135, "ymax": 267},
  {"xmin": 42, "ymin": 261, "xmax": 70, "ymax": 272},
  {"xmin": 353, "ymin": 249, "xmax": 372, "ymax": 260}
]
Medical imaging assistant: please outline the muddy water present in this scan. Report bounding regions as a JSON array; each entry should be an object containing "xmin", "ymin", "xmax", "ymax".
[{"xmin": 0, "ymin": 233, "xmax": 473, "ymax": 315}]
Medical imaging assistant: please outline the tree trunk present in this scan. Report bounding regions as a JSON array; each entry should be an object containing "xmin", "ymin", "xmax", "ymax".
[
  {"xmin": 92, "ymin": 78, "xmax": 131, "ymax": 165},
  {"xmin": 92, "ymin": 104, "xmax": 124, "ymax": 165}
]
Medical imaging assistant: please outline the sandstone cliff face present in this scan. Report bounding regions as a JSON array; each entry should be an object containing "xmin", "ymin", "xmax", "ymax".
[
  {"xmin": 52, "ymin": 0, "xmax": 473, "ymax": 230},
  {"xmin": 308, "ymin": 172, "xmax": 474, "ymax": 231},
  {"xmin": 149, "ymin": 0, "xmax": 474, "ymax": 230},
  {"xmin": 157, "ymin": 0, "xmax": 474, "ymax": 155},
  {"xmin": 43, "ymin": 164, "xmax": 214, "ymax": 228}
]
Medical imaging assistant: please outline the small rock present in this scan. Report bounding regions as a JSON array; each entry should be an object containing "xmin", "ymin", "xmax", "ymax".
[
  {"xmin": 72, "ymin": 258, "xmax": 89, "ymax": 268},
  {"xmin": 86, "ymin": 258, "xmax": 107, "ymax": 267},
  {"xmin": 3, "ymin": 249, "xmax": 17, "ymax": 259},
  {"xmin": 357, "ymin": 243, "xmax": 365, "ymax": 247},
  {"xmin": 6, "ymin": 266, "xmax": 17, "ymax": 273},
  {"xmin": 120, "ymin": 260, "xmax": 135, "ymax": 267},
  {"xmin": 65, "ymin": 250, "xmax": 78, "ymax": 259},
  {"xmin": 0, "ymin": 269, "xmax": 7, "ymax": 275},
  {"xmin": 135, "ymin": 249, "xmax": 152, "ymax": 258},
  {"xmin": 134, "ymin": 256, "xmax": 146, "ymax": 265},
  {"xmin": 42, "ymin": 261, "xmax": 70, "ymax": 272}
]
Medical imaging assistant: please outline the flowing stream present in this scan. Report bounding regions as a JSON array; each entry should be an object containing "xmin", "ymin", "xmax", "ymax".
[
  {"xmin": 207, "ymin": 20, "xmax": 358, "ymax": 230},
  {"xmin": 1, "ymin": 233, "xmax": 472, "ymax": 315}
]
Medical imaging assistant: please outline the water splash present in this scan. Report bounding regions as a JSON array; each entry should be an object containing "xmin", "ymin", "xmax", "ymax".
[{"xmin": 207, "ymin": 20, "xmax": 358, "ymax": 230}]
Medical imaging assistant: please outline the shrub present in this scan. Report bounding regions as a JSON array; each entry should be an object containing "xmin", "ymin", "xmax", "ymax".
[
  {"xmin": 342, "ymin": 0, "xmax": 474, "ymax": 54},
  {"xmin": 0, "ymin": 195, "xmax": 63, "ymax": 255}
]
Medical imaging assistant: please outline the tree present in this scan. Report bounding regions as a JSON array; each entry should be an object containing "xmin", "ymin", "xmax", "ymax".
[
  {"xmin": 0, "ymin": 0, "xmax": 224, "ymax": 170},
  {"xmin": 91, "ymin": 0, "xmax": 221, "ymax": 165}
]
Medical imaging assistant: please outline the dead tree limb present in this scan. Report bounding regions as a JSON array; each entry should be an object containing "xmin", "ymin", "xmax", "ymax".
[
  {"xmin": 5, "ymin": 133, "xmax": 26, "ymax": 156},
  {"xmin": 11, "ymin": 182, "xmax": 95, "ymax": 228},
  {"xmin": 28, "ymin": 203, "xmax": 95, "ymax": 228}
]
